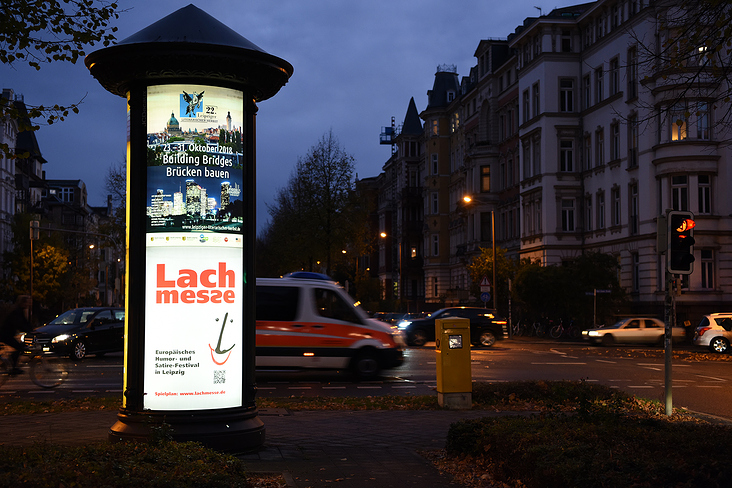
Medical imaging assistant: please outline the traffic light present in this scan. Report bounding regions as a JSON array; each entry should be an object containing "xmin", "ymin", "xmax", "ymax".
[{"xmin": 667, "ymin": 211, "xmax": 695, "ymax": 274}]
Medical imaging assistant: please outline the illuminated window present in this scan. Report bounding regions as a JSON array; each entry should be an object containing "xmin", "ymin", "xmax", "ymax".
[{"xmin": 481, "ymin": 166, "xmax": 490, "ymax": 192}]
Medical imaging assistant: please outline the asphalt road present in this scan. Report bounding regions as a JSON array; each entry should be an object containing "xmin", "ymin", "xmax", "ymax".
[{"xmin": 2, "ymin": 339, "xmax": 730, "ymax": 421}]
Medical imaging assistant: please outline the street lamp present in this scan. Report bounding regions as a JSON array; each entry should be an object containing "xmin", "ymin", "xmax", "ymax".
[{"xmin": 463, "ymin": 195, "xmax": 496, "ymax": 311}]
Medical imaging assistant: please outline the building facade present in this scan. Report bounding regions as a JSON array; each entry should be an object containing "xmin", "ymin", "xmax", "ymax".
[{"xmin": 372, "ymin": 0, "xmax": 732, "ymax": 322}]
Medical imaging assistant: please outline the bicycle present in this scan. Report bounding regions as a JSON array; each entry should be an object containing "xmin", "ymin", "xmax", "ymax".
[
  {"xmin": 0, "ymin": 343, "xmax": 69, "ymax": 388},
  {"xmin": 532, "ymin": 321, "xmax": 547, "ymax": 337}
]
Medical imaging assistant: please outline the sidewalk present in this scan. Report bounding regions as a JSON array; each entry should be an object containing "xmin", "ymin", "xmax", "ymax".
[{"xmin": 0, "ymin": 408, "xmax": 510, "ymax": 487}]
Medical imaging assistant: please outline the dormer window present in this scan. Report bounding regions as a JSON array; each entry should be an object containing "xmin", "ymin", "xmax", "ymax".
[{"xmin": 447, "ymin": 90, "xmax": 455, "ymax": 102}]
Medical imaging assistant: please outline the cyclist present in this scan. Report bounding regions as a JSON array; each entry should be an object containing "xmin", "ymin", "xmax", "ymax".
[{"xmin": 0, "ymin": 295, "xmax": 32, "ymax": 375}]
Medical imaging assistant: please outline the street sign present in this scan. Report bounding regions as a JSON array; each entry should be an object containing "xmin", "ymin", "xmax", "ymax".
[{"xmin": 481, "ymin": 292, "xmax": 491, "ymax": 302}]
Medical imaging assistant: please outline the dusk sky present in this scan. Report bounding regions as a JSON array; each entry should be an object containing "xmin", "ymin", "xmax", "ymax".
[{"xmin": 2, "ymin": 0, "xmax": 555, "ymax": 232}]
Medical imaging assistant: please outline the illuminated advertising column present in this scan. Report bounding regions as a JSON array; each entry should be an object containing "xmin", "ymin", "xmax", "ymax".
[
  {"xmin": 145, "ymin": 85, "xmax": 245, "ymax": 411},
  {"xmin": 85, "ymin": 5, "xmax": 292, "ymax": 452}
]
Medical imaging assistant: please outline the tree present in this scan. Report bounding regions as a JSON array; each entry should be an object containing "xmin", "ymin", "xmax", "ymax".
[
  {"xmin": 258, "ymin": 130, "xmax": 367, "ymax": 277},
  {"xmin": 511, "ymin": 252, "xmax": 627, "ymax": 327},
  {"xmin": 466, "ymin": 248, "xmax": 537, "ymax": 319},
  {"xmin": 0, "ymin": 1, "xmax": 121, "ymax": 157}
]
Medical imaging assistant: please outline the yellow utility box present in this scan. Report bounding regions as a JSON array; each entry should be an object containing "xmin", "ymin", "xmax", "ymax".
[{"xmin": 435, "ymin": 318, "xmax": 472, "ymax": 409}]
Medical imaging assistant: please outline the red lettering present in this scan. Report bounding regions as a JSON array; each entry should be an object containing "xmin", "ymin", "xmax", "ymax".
[
  {"xmin": 219, "ymin": 262, "xmax": 235, "ymax": 288},
  {"xmin": 156, "ymin": 264, "xmax": 175, "ymax": 287},
  {"xmin": 156, "ymin": 290, "xmax": 178, "ymax": 303},
  {"xmin": 210, "ymin": 289, "xmax": 222, "ymax": 303},
  {"xmin": 181, "ymin": 290, "xmax": 195, "ymax": 303},
  {"xmin": 223, "ymin": 290, "xmax": 235, "ymax": 303},
  {"xmin": 178, "ymin": 269, "xmax": 197, "ymax": 288},
  {"xmin": 200, "ymin": 269, "xmax": 216, "ymax": 287}
]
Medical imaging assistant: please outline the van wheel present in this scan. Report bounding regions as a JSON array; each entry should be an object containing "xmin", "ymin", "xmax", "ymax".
[{"xmin": 351, "ymin": 349, "xmax": 380, "ymax": 381}]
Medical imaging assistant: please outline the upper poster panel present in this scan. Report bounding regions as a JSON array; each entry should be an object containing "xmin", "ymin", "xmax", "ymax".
[{"xmin": 146, "ymin": 84, "xmax": 244, "ymax": 234}]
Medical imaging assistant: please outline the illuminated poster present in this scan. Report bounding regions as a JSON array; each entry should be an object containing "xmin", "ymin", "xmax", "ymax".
[{"xmin": 144, "ymin": 84, "xmax": 244, "ymax": 410}]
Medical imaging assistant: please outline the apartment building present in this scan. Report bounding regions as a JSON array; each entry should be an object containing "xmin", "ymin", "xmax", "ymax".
[{"xmin": 372, "ymin": 0, "xmax": 732, "ymax": 320}]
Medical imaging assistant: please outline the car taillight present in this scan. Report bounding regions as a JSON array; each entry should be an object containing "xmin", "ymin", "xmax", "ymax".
[{"xmin": 697, "ymin": 327, "xmax": 711, "ymax": 337}]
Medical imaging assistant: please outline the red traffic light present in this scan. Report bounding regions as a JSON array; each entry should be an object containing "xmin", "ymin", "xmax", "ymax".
[{"xmin": 674, "ymin": 218, "xmax": 696, "ymax": 233}]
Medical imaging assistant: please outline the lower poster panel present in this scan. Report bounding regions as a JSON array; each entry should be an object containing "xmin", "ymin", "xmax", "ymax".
[{"xmin": 143, "ymin": 235, "xmax": 243, "ymax": 410}]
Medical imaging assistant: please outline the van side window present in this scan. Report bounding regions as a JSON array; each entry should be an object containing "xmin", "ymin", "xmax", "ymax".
[
  {"xmin": 314, "ymin": 288, "xmax": 362, "ymax": 324},
  {"xmin": 256, "ymin": 287, "xmax": 300, "ymax": 321}
]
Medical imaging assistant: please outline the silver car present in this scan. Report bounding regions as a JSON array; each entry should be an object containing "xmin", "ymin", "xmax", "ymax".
[
  {"xmin": 693, "ymin": 313, "xmax": 732, "ymax": 353},
  {"xmin": 582, "ymin": 318, "xmax": 684, "ymax": 346}
]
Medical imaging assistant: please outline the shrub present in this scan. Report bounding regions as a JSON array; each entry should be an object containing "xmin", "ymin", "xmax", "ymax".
[{"xmin": 0, "ymin": 440, "xmax": 249, "ymax": 487}]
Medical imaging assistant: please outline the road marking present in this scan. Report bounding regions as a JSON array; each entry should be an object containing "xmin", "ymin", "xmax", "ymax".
[
  {"xmin": 72, "ymin": 390, "xmax": 94, "ymax": 393},
  {"xmin": 322, "ymin": 386, "xmax": 347, "ymax": 390},
  {"xmin": 391, "ymin": 385, "xmax": 417, "ymax": 389},
  {"xmin": 628, "ymin": 385, "xmax": 654, "ymax": 389},
  {"xmin": 258, "ymin": 387, "xmax": 277, "ymax": 390},
  {"xmin": 696, "ymin": 375, "xmax": 726, "ymax": 382},
  {"xmin": 357, "ymin": 386, "xmax": 383, "ymax": 389},
  {"xmin": 530, "ymin": 362, "xmax": 587, "ymax": 365},
  {"xmin": 287, "ymin": 387, "xmax": 312, "ymax": 390},
  {"xmin": 28, "ymin": 390, "xmax": 57, "ymax": 394},
  {"xmin": 696, "ymin": 385, "xmax": 723, "ymax": 388},
  {"xmin": 595, "ymin": 360, "xmax": 616, "ymax": 364}
]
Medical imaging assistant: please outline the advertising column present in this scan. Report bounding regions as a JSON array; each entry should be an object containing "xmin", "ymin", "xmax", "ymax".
[{"xmin": 144, "ymin": 84, "xmax": 244, "ymax": 410}]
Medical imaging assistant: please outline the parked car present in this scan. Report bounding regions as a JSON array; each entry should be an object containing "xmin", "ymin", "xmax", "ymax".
[
  {"xmin": 582, "ymin": 318, "xmax": 684, "ymax": 346},
  {"xmin": 693, "ymin": 313, "xmax": 732, "ymax": 353},
  {"xmin": 23, "ymin": 307, "xmax": 125, "ymax": 359},
  {"xmin": 397, "ymin": 307, "xmax": 507, "ymax": 347}
]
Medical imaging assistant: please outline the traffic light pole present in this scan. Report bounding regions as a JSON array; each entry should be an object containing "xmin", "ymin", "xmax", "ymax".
[{"xmin": 664, "ymin": 270, "xmax": 675, "ymax": 416}]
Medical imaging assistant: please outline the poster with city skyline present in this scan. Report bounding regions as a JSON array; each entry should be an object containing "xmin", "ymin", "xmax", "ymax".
[{"xmin": 146, "ymin": 84, "xmax": 244, "ymax": 234}]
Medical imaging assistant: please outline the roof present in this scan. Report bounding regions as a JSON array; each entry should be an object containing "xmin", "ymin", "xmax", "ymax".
[
  {"xmin": 426, "ymin": 68, "xmax": 460, "ymax": 110},
  {"xmin": 401, "ymin": 98, "xmax": 422, "ymax": 136}
]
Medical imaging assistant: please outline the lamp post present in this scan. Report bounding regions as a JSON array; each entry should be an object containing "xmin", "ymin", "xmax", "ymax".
[{"xmin": 462, "ymin": 196, "xmax": 496, "ymax": 310}]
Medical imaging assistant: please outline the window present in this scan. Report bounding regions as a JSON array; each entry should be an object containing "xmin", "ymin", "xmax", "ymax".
[
  {"xmin": 696, "ymin": 102, "xmax": 710, "ymax": 140},
  {"xmin": 612, "ymin": 187, "xmax": 621, "ymax": 226},
  {"xmin": 431, "ymin": 153, "xmax": 438, "ymax": 175},
  {"xmin": 583, "ymin": 75, "xmax": 591, "ymax": 110},
  {"xmin": 522, "ymin": 143, "xmax": 531, "ymax": 178},
  {"xmin": 532, "ymin": 137, "xmax": 541, "ymax": 176},
  {"xmin": 447, "ymin": 91, "xmax": 455, "ymax": 102},
  {"xmin": 627, "ymin": 46, "xmax": 638, "ymax": 99},
  {"xmin": 62, "ymin": 188, "xmax": 74, "ymax": 202},
  {"xmin": 481, "ymin": 166, "xmax": 490, "ymax": 192},
  {"xmin": 532, "ymin": 83, "xmax": 540, "ymax": 118},
  {"xmin": 561, "ymin": 29, "xmax": 572, "ymax": 52},
  {"xmin": 560, "ymin": 78, "xmax": 574, "ymax": 112},
  {"xmin": 584, "ymin": 134, "xmax": 592, "ymax": 171},
  {"xmin": 672, "ymin": 175, "xmax": 688, "ymax": 211},
  {"xmin": 611, "ymin": 123, "xmax": 620, "ymax": 161},
  {"xmin": 523, "ymin": 90, "xmax": 530, "ymax": 122},
  {"xmin": 595, "ymin": 66, "xmax": 604, "ymax": 103},
  {"xmin": 432, "ymin": 234, "xmax": 439, "ymax": 256},
  {"xmin": 315, "ymin": 288, "xmax": 362, "ymax": 324},
  {"xmin": 431, "ymin": 192, "xmax": 439, "ymax": 214},
  {"xmin": 561, "ymin": 199, "xmax": 575, "ymax": 231},
  {"xmin": 698, "ymin": 174, "xmax": 711, "ymax": 214},
  {"xmin": 560, "ymin": 139, "xmax": 574, "ymax": 171},
  {"xmin": 701, "ymin": 249, "xmax": 714, "ymax": 289},
  {"xmin": 609, "ymin": 57, "xmax": 620, "ymax": 95},
  {"xmin": 631, "ymin": 253, "xmax": 640, "ymax": 293},
  {"xmin": 628, "ymin": 114, "xmax": 639, "ymax": 167},
  {"xmin": 596, "ymin": 129, "xmax": 605, "ymax": 166},
  {"xmin": 431, "ymin": 120, "xmax": 439, "ymax": 136},
  {"xmin": 630, "ymin": 183, "xmax": 639, "ymax": 234},
  {"xmin": 256, "ymin": 286, "xmax": 300, "ymax": 321},
  {"xmin": 670, "ymin": 104, "xmax": 688, "ymax": 141},
  {"xmin": 597, "ymin": 192, "xmax": 605, "ymax": 228},
  {"xmin": 585, "ymin": 196, "xmax": 592, "ymax": 231}
]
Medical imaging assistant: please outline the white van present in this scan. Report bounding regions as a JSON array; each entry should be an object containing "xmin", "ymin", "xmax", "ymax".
[{"xmin": 255, "ymin": 276, "xmax": 406, "ymax": 379}]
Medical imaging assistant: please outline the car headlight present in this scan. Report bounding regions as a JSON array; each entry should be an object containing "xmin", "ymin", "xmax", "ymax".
[
  {"xmin": 52, "ymin": 334, "xmax": 71, "ymax": 343},
  {"xmin": 587, "ymin": 331, "xmax": 601, "ymax": 337},
  {"xmin": 397, "ymin": 320, "xmax": 412, "ymax": 330}
]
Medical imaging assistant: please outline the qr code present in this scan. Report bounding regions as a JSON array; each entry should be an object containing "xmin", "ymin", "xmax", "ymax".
[{"xmin": 213, "ymin": 370, "xmax": 225, "ymax": 384}]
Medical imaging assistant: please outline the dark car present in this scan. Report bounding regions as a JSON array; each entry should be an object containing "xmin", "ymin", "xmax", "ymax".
[
  {"xmin": 397, "ymin": 307, "xmax": 507, "ymax": 347},
  {"xmin": 23, "ymin": 307, "xmax": 125, "ymax": 359}
]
